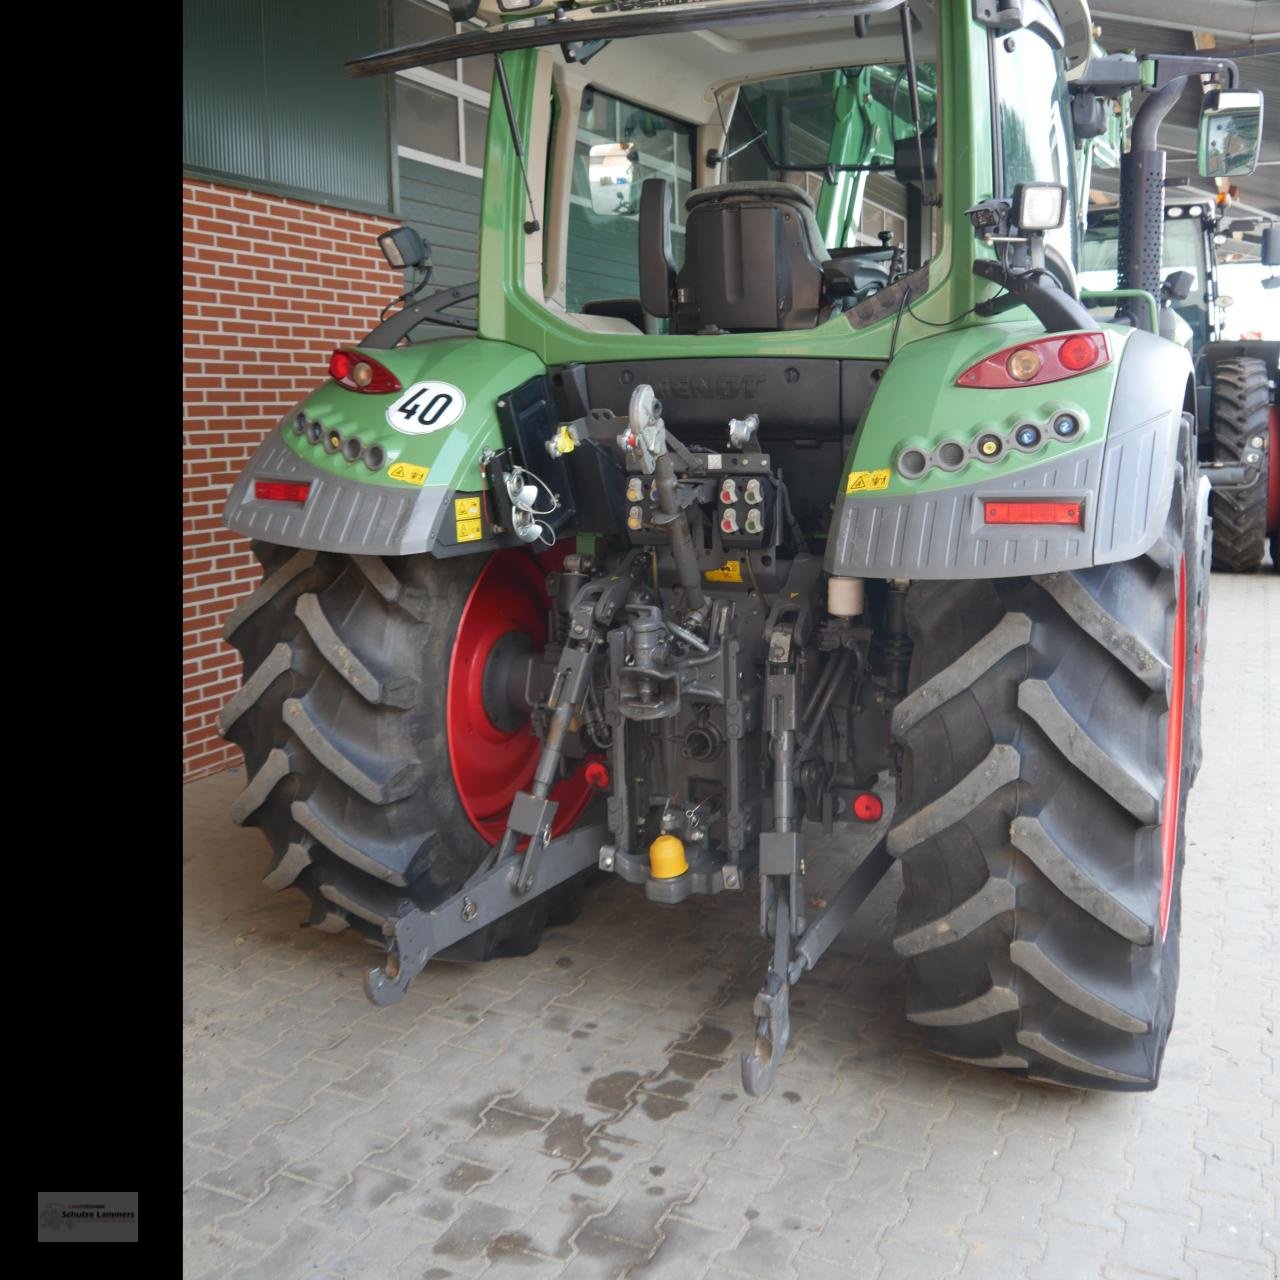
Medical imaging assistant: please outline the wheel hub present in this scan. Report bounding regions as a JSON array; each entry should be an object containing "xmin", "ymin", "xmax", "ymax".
[{"xmin": 445, "ymin": 548, "xmax": 595, "ymax": 844}]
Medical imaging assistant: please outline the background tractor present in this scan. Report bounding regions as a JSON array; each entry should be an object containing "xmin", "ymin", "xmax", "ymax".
[
  {"xmin": 218, "ymin": 0, "xmax": 1263, "ymax": 1096},
  {"xmin": 1083, "ymin": 197, "xmax": 1278, "ymax": 572}
]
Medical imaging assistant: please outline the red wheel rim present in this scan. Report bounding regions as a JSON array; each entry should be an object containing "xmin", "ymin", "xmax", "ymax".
[
  {"xmin": 446, "ymin": 546, "xmax": 596, "ymax": 845},
  {"xmin": 1159, "ymin": 557, "xmax": 1187, "ymax": 940}
]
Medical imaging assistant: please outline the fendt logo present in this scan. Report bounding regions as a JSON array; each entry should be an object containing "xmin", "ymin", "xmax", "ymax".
[{"xmin": 649, "ymin": 374, "xmax": 768, "ymax": 401}]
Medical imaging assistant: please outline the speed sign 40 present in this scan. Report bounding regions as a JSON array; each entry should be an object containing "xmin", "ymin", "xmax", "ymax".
[{"xmin": 385, "ymin": 381, "xmax": 467, "ymax": 435}]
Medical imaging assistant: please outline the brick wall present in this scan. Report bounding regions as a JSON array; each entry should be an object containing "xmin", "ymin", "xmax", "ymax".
[{"xmin": 183, "ymin": 178, "xmax": 400, "ymax": 780}]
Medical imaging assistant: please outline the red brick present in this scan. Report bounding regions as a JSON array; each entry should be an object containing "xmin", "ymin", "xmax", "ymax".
[{"xmin": 182, "ymin": 177, "xmax": 392, "ymax": 778}]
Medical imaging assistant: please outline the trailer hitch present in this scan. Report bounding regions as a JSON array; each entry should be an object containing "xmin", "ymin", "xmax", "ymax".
[
  {"xmin": 364, "ymin": 821, "xmax": 609, "ymax": 1006},
  {"xmin": 740, "ymin": 834, "xmax": 893, "ymax": 1095}
]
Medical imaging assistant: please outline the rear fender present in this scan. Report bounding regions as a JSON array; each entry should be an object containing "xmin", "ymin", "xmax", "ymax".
[
  {"xmin": 823, "ymin": 325, "xmax": 1192, "ymax": 578},
  {"xmin": 222, "ymin": 337, "xmax": 545, "ymax": 556}
]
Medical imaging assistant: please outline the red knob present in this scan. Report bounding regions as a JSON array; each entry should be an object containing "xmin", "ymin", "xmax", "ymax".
[{"xmin": 852, "ymin": 792, "xmax": 883, "ymax": 823}]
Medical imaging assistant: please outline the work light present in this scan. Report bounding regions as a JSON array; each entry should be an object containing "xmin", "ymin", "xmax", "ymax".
[
  {"xmin": 377, "ymin": 226, "xmax": 430, "ymax": 271},
  {"xmin": 1012, "ymin": 182, "xmax": 1066, "ymax": 231}
]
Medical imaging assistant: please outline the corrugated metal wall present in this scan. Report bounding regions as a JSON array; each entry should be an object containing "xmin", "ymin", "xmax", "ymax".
[
  {"xmin": 183, "ymin": 0, "xmax": 393, "ymax": 214},
  {"xmin": 399, "ymin": 158, "xmax": 483, "ymax": 289}
]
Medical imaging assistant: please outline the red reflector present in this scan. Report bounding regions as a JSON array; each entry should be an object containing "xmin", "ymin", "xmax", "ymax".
[
  {"xmin": 984, "ymin": 500, "xmax": 1082, "ymax": 526},
  {"xmin": 328, "ymin": 350, "xmax": 353, "ymax": 380},
  {"xmin": 584, "ymin": 761, "xmax": 610, "ymax": 790},
  {"xmin": 254, "ymin": 480, "xmax": 312, "ymax": 503},
  {"xmin": 852, "ymin": 792, "xmax": 884, "ymax": 823}
]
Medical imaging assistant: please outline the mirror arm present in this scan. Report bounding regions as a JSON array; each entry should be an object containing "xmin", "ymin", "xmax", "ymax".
[{"xmin": 1149, "ymin": 54, "xmax": 1239, "ymax": 91}]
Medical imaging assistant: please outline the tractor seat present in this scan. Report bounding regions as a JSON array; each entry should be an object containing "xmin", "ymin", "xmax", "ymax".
[
  {"xmin": 684, "ymin": 181, "xmax": 831, "ymax": 265},
  {"xmin": 639, "ymin": 177, "xmax": 836, "ymax": 334}
]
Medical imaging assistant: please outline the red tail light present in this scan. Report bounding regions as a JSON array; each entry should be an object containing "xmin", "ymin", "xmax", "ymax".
[
  {"xmin": 254, "ymin": 480, "xmax": 312, "ymax": 504},
  {"xmin": 984, "ymin": 500, "xmax": 1082, "ymax": 526},
  {"xmin": 328, "ymin": 349, "xmax": 401, "ymax": 393},
  {"xmin": 957, "ymin": 332, "xmax": 1109, "ymax": 389}
]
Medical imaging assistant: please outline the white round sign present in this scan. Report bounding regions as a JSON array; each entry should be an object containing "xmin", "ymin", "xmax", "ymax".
[{"xmin": 384, "ymin": 381, "xmax": 467, "ymax": 435}]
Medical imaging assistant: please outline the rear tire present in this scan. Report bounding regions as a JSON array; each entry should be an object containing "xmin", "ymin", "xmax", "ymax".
[
  {"xmin": 889, "ymin": 421, "xmax": 1203, "ymax": 1090},
  {"xmin": 1208, "ymin": 357, "xmax": 1270, "ymax": 573},
  {"xmin": 219, "ymin": 546, "xmax": 593, "ymax": 951}
]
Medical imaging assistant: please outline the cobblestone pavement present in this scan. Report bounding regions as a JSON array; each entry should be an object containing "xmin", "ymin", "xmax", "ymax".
[{"xmin": 184, "ymin": 570, "xmax": 1278, "ymax": 1280}]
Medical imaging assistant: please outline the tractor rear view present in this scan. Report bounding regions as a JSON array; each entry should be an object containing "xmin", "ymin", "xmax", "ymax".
[{"xmin": 218, "ymin": 0, "xmax": 1256, "ymax": 1096}]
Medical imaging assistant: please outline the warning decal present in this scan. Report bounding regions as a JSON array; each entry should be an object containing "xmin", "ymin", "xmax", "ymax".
[
  {"xmin": 704, "ymin": 560, "xmax": 744, "ymax": 583},
  {"xmin": 455, "ymin": 495, "xmax": 484, "ymax": 542},
  {"xmin": 387, "ymin": 461, "xmax": 428, "ymax": 486},
  {"xmin": 846, "ymin": 468, "xmax": 891, "ymax": 494}
]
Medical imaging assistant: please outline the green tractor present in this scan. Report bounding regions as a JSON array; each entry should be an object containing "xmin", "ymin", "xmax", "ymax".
[
  {"xmin": 218, "ymin": 0, "xmax": 1265, "ymax": 1095},
  {"xmin": 1083, "ymin": 201, "xmax": 1278, "ymax": 573}
]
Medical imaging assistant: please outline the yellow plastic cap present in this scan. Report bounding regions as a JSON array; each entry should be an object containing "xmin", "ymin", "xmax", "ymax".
[{"xmin": 648, "ymin": 833, "xmax": 688, "ymax": 880}]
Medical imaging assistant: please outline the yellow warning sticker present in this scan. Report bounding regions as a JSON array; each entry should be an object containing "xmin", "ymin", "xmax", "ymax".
[
  {"xmin": 454, "ymin": 496, "xmax": 481, "ymax": 519},
  {"xmin": 704, "ymin": 560, "xmax": 744, "ymax": 583},
  {"xmin": 846, "ymin": 468, "xmax": 891, "ymax": 494},
  {"xmin": 388, "ymin": 461, "xmax": 428, "ymax": 486},
  {"xmin": 456, "ymin": 517, "xmax": 484, "ymax": 543}
]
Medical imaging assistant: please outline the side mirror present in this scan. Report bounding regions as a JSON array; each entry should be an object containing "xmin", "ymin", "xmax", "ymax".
[
  {"xmin": 587, "ymin": 143, "xmax": 639, "ymax": 216},
  {"xmin": 1198, "ymin": 89, "xmax": 1264, "ymax": 179},
  {"xmin": 1263, "ymin": 226, "xmax": 1280, "ymax": 268}
]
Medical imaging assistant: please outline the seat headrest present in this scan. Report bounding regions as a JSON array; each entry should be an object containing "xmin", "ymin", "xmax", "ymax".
[{"xmin": 685, "ymin": 180, "xmax": 816, "ymax": 214}]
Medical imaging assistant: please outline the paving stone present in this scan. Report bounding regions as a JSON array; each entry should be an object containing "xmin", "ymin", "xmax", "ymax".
[
  {"xmin": 307, "ymin": 1163, "xmax": 417, "ymax": 1237},
  {"xmin": 713, "ymin": 1200, "xmax": 818, "ymax": 1279},
  {"xmin": 1036, "ymin": 1219, "xmax": 1120, "ymax": 1280},
  {"xmin": 219, "ymin": 1173, "xmax": 333, "ymax": 1248},
  {"xmin": 861, "ymin": 1097, "xmax": 947, "ymax": 1156},
  {"xmin": 668, "ymin": 1159, "xmax": 776, "ymax": 1234},
  {"xmin": 426, "ymin": 1198, "xmax": 530, "ymax": 1277},
  {"xmin": 883, "ymin": 1177, "xmax": 982, "ymax": 1261},
  {"xmin": 1113, "ymin": 1202, "xmax": 1197, "ymax": 1280},
  {"xmin": 754, "ymin": 1151, "xmax": 840, "ymax": 1226},
  {"xmin": 1184, "ymin": 1188, "xmax": 1274, "ymax": 1268},
  {"xmin": 514, "ymin": 1180, "xmax": 610, "ymax": 1259},
  {"xmin": 201, "ymin": 1134, "xmax": 303, "ymax": 1201},
  {"xmin": 875, "ymin": 1238, "xmax": 964, "ymax": 1280},
  {"xmin": 634, "ymin": 1216, "xmax": 736, "ymax": 1280},
  {"xmin": 1183, "ymin": 1250, "xmax": 1277, "ymax": 1280},
  {"xmin": 186, "ymin": 1225, "xmax": 269, "ymax": 1280},
  {"xmin": 285, "ymin": 1118, "xmax": 398, "ymax": 1189},
  {"xmin": 955, "ymin": 1232, "xmax": 1042, "ymax": 1280}
]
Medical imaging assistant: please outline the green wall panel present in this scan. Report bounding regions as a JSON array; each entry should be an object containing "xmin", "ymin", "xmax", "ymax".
[{"xmin": 184, "ymin": 0, "xmax": 393, "ymax": 213}]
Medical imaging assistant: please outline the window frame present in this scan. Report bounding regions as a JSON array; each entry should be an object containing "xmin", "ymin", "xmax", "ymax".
[
  {"xmin": 563, "ymin": 85, "xmax": 697, "ymax": 313},
  {"xmin": 394, "ymin": 0, "xmax": 491, "ymax": 177}
]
